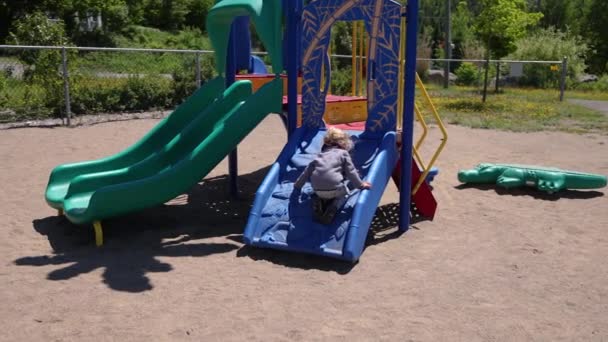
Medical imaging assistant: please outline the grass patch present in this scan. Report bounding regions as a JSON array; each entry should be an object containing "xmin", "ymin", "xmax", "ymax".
[
  {"xmin": 76, "ymin": 26, "xmax": 215, "ymax": 75},
  {"xmin": 0, "ymin": 56, "xmax": 21, "ymax": 64},
  {"xmin": 0, "ymin": 78, "xmax": 54, "ymax": 122},
  {"xmin": 565, "ymin": 91, "xmax": 608, "ymax": 101},
  {"xmin": 419, "ymin": 85, "xmax": 608, "ymax": 134}
]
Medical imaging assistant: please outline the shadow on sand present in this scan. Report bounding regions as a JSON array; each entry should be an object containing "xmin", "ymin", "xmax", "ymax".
[
  {"xmin": 233, "ymin": 202, "xmax": 415, "ymax": 274},
  {"xmin": 17, "ymin": 167, "xmax": 270, "ymax": 293},
  {"xmin": 454, "ymin": 183, "xmax": 605, "ymax": 201},
  {"xmin": 18, "ymin": 165, "xmax": 418, "ymax": 289}
]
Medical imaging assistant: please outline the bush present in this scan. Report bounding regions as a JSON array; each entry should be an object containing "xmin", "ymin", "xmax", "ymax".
[
  {"xmin": 8, "ymin": 12, "xmax": 74, "ymax": 118},
  {"xmin": 330, "ymin": 66, "xmax": 353, "ymax": 96},
  {"xmin": 416, "ymin": 29, "xmax": 432, "ymax": 80},
  {"xmin": 0, "ymin": 72, "xmax": 8, "ymax": 108},
  {"xmin": 8, "ymin": 12, "xmax": 70, "ymax": 66},
  {"xmin": 572, "ymin": 75, "xmax": 608, "ymax": 92},
  {"xmin": 509, "ymin": 28, "xmax": 588, "ymax": 88},
  {"xmin": 71, "ymin": 75, "xmax": 174, "ymax": 114},
  {"xmin": 172, "ymin": 62, "xmax": 198, "ymax": 105},
  {"xmin": 0, "ymin": 79, "xmax": 52, "ymax": 120},
  {"xmin": 121, "ymin": 76, "xmax": 173, "ymax": 111},
  {"xmin": 455, "ymin": 62, "xmax": 479, "ymax": 86},
  {"xmin": 71, "ymin": 77, "xmax": 126, "ymax": 114}
]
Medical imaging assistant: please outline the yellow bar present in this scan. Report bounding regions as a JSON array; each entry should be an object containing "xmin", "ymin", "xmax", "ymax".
[
  {"xmin": 328, "ymin": 39, "xmax": 332, "ymax": 95},
  {"xmin": 352, "ymin": 22, "xmax": 357, "ymax": 96},
  {"xmin": 359, "ymin": 21, "xmax": 364, "ymax": 96},
  {"xmin": 412, "ymin": 74, "xmax": 449, "ymax": 195},
  {"xmin": 93, "ymin": 221, "xmax": 103, "ymax": 247},
  {"xmin": 413, "ymin": 105, "xmax": 429, "ymax": 173},
  {"xmin": 414, "ymin": 103, "xmax": 428, "ymax": 151},
  {"xmin": 321, "ymin": 53, "xmax": 325, "ymax": 92}
]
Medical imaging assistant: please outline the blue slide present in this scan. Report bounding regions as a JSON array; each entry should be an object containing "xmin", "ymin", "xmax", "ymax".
[{"xmin": 243, "ymin": 128, "xmax": 398, "ymax": 262}]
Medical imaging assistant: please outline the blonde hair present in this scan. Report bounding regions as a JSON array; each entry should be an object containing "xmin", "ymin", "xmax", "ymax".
[{"xmin": 324, "ymin": 127, "xmax": 353, "ymax": 151}]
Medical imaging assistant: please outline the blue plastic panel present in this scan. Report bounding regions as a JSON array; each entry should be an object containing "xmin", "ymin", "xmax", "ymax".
[
  {"xmin": 243, "ymin": 128, "xmax": 397, "ymax": 261},
  {"xmin": 300, "ymin": 0, "xmax": 401, "ymax": 137}
]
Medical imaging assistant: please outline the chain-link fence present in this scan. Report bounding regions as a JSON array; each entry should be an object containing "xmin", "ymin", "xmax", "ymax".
[
  {"xmin": 418, "ymin": 57, "xmax": 567, "ymax": 100},
  {"xmin": 325, "ymin": 54, "xmax": 567, "ymax": 99},
  {"xmin": 0, "ymin": 45, "xmax": 219, "ymax": 124},
  {"xmin": 0, "ymin": 44, "xmax": 569, "ymax": 125}
]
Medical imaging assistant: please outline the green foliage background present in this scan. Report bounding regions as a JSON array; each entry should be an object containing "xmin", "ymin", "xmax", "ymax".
[{"xmin": 0, "ymin": 0, "xmax": 607, "ymax": 123}]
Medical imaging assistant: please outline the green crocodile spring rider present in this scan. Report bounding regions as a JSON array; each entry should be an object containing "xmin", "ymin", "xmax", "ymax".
[{"xmin": 458, "ymin": 163, "xmax": 607, "ymax": 194}]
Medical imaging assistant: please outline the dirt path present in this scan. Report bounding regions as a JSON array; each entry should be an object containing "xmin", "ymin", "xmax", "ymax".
[
  {"xmin": 1, "ymin": 118, "xmax": 607, "ymax": 341},
  {"xmin": 569, "ymin": 99, "xmax": 608, "ymax": 116}
]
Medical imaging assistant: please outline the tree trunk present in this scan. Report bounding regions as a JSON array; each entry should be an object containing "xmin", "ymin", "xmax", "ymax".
[
  {"xmin": 495, "ymin": 62, "xmax": 500, "ymax": 93},
  {"xmin": 482, "ymin": 38, "xmax": 491, "ymax": 103},
  {"xmin": 482, "ymin": 55, "xmax": 490, "ymax": 102}
]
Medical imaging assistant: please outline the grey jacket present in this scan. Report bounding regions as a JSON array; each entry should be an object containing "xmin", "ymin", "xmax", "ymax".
[{"xmin": 294, "ymin": 146, "xmax": 364, "ymax": 191}]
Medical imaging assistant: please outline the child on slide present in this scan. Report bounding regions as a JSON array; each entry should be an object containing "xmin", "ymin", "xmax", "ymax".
[{"xmin": 294, "ymin": 127, "xmax": 372, "ymax": 224}]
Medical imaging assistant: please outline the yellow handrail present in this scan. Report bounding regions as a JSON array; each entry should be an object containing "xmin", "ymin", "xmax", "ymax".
[
  {"xmin": 414, "ymin": 103, "xmax": 428, "ymax": 152},
  {"xmin": 359, "ymin": 21, "xmax": 365, "ymax": 96},
  {"xmin": 327, "ymin": 39, "xmax": 332, "ymax": 95},
  {"xmin": 352, "ymin": 22, "xmax": 357, "ymax": 96},
  {"xmin": 397, "ymin": 15, "xmax": 428, "ymax": 182},
  {"xmin": 412, "ymin": 73, "xmax": 448, "ymax": 195},
  {"xmin": 395, "ymin": 8, "xmax": 448, "ymax": 196},
  {"xmin": 350, "ymin": 21, "xmax": 367, "ymax": 97},
  {"xmin": 413, "ymin": 104, "xmax": 428, "ymax": 170}
]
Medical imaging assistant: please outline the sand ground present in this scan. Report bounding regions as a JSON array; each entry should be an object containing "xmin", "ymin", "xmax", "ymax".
[{"xmin": 1, "ymin": 116, "xmax": 607, "ymax": 341}]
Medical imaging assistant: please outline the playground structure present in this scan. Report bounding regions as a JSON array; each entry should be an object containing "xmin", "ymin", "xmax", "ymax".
[{"xmin": 44, "ymin": 0, "xmax": 447, "ymax": 262}]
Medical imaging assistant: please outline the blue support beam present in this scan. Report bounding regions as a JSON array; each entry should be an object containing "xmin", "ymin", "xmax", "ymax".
[
  {"xmin": 399, "ymin": 0, "xmax": 419, "ymax": 231},
  {"xmin": 286, "ymin": 0, "xmax": 302, "ymax": 136},
  {"xmin": 227, "ymin": 20, "xmax": 239, "ymax": 197}
]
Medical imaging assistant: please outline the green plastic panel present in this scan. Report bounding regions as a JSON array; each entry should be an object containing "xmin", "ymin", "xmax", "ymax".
[
  {"xmin": 207, "ymin": 0, "xmax": 283, "ymax": 74},
  {"xmin": 45, "ymin": 76, "xmax": 226, "ymax": 209},
  {"xmin": 60, "ymin": 78, "xmax": 283, "ymax": 224}
]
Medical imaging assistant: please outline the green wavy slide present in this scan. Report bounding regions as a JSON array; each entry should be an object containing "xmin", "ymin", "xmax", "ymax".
[{"xmin": 45, "ymin": 76, "xmax": 283, "ymax": 227}]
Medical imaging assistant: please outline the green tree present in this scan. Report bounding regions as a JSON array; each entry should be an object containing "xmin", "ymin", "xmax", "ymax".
[
  {"xmin": 144, "ymin": 0, "xmax": 193, "ymax": 31},
  {"xmin": 583, "ymin": 0, "xmax": 608, "ymax": 74},
  {"xmin": 509, "ymin": 27, "xmax": 588, "ymax": 87},
  {"xmin": 452, "ymin": 1, "xmax": 476, "ymax": 44},
  {"xmin": 8, "ymin": 11, "xmax": 72, "ymax": 117},
  {"xmin": 184, "ymin": 0, "xmax": 214, "ymax": 33},
  {"xmin": 124, "ymin": 0, "xmax": 146, "ymax": 25},
  {"xmin": 533, "ymin": 0, "xmax": 588, "ymax": 34},
  {"xmin": 474, "ymin": 0, "xmax": 542, "ymax": 100},
  {"xmin": 8, "ymin": 11, "xmax": 70, "ymax": 65},
  {"xmin": 0, "ymin": 0, "xmax": 47, "ymax": 43},
  {"xmin": 40, "ymin": 0, "xmax": 131, "ymax": 45},
  {"xmin": 475, "ymin": 0, "xmax": 543, "ymax": 59}
]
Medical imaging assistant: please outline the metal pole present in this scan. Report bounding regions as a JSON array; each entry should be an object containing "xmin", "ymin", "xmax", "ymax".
[
  {"xmin": 482, "ymin": 59, "xmax": 489, "ymax": 102},
  {"xmin": 287, "ymin": 0, "xmax": 302, "ymax": 136},
  {"xmin": 559, "ymin": 56, "xmax": 567, "ymax": 102},
  {"xmin": 399, "ymin": 0, "xmax": 419, "ymax": 232},
  {"xmin": 495, "ymin": 61, "xmax": 500, "ymax": 93},
  {"xmin": 195, "ymin": 52, "xmax": 201, "ymax": 88},
  {"xmin": 61, "ymin": 47, "xmax": 71, "ymax": 126},
  {"xmin": 443, "ymin": 0, "xmax": 451, "ymax": 89},
  {"xmin": 227, "ymin": 22, "xmax": 238, "ymax": 197}
]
